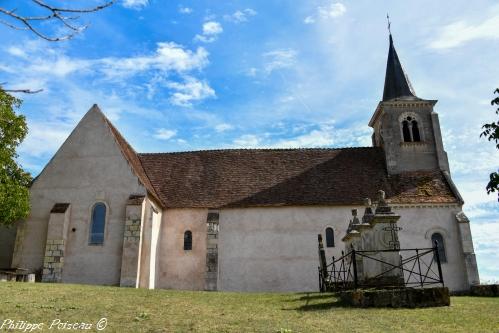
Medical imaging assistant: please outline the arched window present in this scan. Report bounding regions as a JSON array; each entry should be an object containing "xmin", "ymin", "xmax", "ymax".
[
  {"xmin": 431, "ymin": 233, "xmax": 447, "ymax": 263},
  {"xmin": 402, "ymin": 120, "xmax": 411, "ymax": 142},
  {"xmin": 401, "ymin": 115, "xmax": 423, "ymax": 143},
  {"xmin": 184, "ymin": 230, "xmax": 192, "ymax": 251},
  {"xmin": 325, "ymin": 228, "xmax": 334, "ymax": 248},
  {"xmin": 412, "ymin": 120, "xmax": 421, "ymax": 142},
  {"xmin": 89, "ymin": 203, "xmax": 106, "ymax": 245}
]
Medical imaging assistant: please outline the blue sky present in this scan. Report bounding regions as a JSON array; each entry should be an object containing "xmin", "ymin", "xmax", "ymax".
[{"xmin": 1, "ymin": 0, "xmax": 498, "ymax": 281}]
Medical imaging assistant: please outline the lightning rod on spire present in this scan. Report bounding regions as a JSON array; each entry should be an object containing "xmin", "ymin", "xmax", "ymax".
[{"xmin": 387, "ymin": 14, "xmax": 392, "ymax": 35}]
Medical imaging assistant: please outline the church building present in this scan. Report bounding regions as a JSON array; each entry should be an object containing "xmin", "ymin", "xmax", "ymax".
[{"xmin": 3, "ymin": 34, "xmax": 480, "ymax": 292}]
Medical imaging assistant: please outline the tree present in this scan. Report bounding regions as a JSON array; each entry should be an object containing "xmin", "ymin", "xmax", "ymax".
[
  {"xmin": 0, "ymin": 1, "xmax": 114, "ymax": 93},
  {"xmin": 0, "ymin": 90, "xmax": 31, "ymax": 226},
  {"xmin": 480, "ymin": 88, "xmax": 499, "ymax": 202},
  {"xmin": 0, "ymin": 0, "xmax": 114, "ymax": 42}
]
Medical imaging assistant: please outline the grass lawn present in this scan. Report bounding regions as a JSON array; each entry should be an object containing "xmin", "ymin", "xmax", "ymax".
[{"xmin": 0, "ymin": 283, "xmax": 498, "ymax": 332}]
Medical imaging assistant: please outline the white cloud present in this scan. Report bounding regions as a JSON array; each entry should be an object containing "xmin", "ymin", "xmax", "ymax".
[
  {"xmin": 231, "ymin": 122, "xmax": 371, "ymax": 149},
  {"xmin": 28, "ymin": 57, "xmax": 91, "ymax": 77},
  {"xmin": 263, "ymin": 49, "xmax": 297, "ymax": 74},
  {"xmin": 224, "ymin": 9, "xmax": 257, "ymax": 23},
  {"xmin": 122, "ymin": 0, "xmax": 148, "ymax": 10},
  {"xmin": 19, "ymin": 121, "xmax": 73, "ymax": 157},
  {"xmin": 99, "ymin": 42, "xmax": 209, "ymax": 79},
  {"xmin": 7, "ymin": 42, "xmax": 209, "ymax": 80},
  {"xmin": 154, "ymin": 128, "xmax": 177, "ymax": 140},
  {"xmin": 203, "ymin": 21, "xmax": 223, "ymax": 35},
  {"xmin": 7, "ymin": 46, "xmax": 26, "ymax": 58},
  {"xmin": 274, "ymin": 123, "xmax": 371, "ymax": 148},
  {"xmin": 233, "ymin": 134, "xmax": 262, "ymax": 147},
  {"xmin": 178, "ymin": 6, "xmax": 192, "ymax": 14},
  {"xmin": 428, "ymin": 14, "xmax": 499, "ymax": 49},
  {"xmin": 319, "ymin": 2, "xmax": 346, "ymax": 19},
  {"xmin": 304, "ymin": 16, "xmax": 315, "ymax": 25},
  {"xmin": 305, "ymin": 2, "xmax": 346, "ymax": 24},
  {"xmin": 215, "ymin": 123, "xmax": 234, "ymax": 133},
  {"xmin": 195, "ymin": 21, "xmax": 223, "ymax": 43},
  {"xmin": 167, "ymin": 77, "xmax": 216, "ymax": 107}
]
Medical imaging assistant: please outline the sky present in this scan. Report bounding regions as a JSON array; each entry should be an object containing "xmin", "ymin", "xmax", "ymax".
[{"xmin": 0, "ymin": 0, "xmax": 498, "ymax": 282}]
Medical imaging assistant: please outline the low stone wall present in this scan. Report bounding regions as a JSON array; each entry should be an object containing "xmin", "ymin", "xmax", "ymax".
[
  {"xmin": 339, "ymin": 287, "xmax": 450, "ymax": 308},
  {"xmin": 471, "ymin": 285, "xmax": 498, "ymax": 297}
]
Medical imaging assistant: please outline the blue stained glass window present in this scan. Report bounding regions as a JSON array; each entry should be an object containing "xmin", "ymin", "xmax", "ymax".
[{"xmin": 89, "ymin": 203, "xmax": 106, "ymax": 245}]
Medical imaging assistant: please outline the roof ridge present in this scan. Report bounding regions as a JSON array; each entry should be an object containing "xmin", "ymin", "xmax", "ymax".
[{"xmin": 137, "ymin": 146, "xmax": 377, "ymax": 156}]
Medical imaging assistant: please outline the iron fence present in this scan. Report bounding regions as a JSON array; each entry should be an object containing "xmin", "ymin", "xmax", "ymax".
[{"xmin": 319, "ymin": 241, "xmax": 444, "ymax": 292}]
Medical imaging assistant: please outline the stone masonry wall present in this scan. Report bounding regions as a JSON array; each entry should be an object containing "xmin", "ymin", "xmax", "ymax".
[
  {"xmin": 42, "ymin": 240, "xmax": 65, "ymax": 282},
  {"xmin": 124, "ymin": 217, "xmax": 141, "ymax": 242},
  {"xmin": 120, "ymin": 201, "xmax": 144, "ymax": 287},
  {"xmin": 205, "ymin": 211, "xmax": 219, "ymax": 291}
]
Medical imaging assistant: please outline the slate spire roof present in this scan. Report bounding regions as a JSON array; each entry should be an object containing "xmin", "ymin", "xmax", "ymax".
[{"xmin": 382, "ymin": 34, "xmax": 417, "ymax": 101}]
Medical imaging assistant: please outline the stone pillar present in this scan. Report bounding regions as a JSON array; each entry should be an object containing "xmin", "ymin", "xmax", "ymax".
[
  {"xmin": 205, "ymin": 211, "xmax": 219, "ymax": 291},
  {"xmin": 362, "ymin": 191, "xmax": 403, "ymax": 286},
  {"xmin": 455, "ymin": 211, "xmax": 480, "ymax": 288},
  {"xmin": 42, "ymin": 203, "xmax": 71, "ymax": 282},
  {"xmin": 120, "ymin": 196, "xmax": 145, "ymax": 287}
]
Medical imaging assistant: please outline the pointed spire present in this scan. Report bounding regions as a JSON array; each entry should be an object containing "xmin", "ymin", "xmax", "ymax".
[{"xmin": 382, "ymin": 33, "xmax": 417, "ymax": 101}]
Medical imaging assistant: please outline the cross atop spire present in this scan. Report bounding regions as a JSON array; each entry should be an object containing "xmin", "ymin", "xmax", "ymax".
[{"xmin": 382, "ymin": 27, "xmax": 417, "ymax": 101}]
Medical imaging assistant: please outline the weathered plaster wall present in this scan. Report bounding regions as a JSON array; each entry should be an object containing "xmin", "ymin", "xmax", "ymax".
[
  {"xmin": 374, "ymin": 103, "xmax": 449, "ymax": 174},
  {"xmin": 218, "ymin": 205, "xmax": 469, "ymax": 292},
  {"xmin": 156, "ymin": 208, "xmax": 207, "ymax": 290},
  {"xmin": 12, "ymin": 109, "xmax": 146, "ymax": 285},
  {"xmin": 0, "ymin": 225, "xmax": 17, "ymax": 268},
  {"xmin": 394, "ymin": 205, "xmax": 470, "ymax": 292},
  {"xmin": 137, "ymin": 200, "xmax": 153, "ymax": 288}
]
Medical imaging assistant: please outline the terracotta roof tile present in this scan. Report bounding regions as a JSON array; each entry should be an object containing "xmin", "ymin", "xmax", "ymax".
[{"xmin": 137, "ymin": 148, "xmax": 458, "ymax": 208}]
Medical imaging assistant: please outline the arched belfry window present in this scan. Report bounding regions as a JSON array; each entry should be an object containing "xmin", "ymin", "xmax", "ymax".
[
  {"xmin": 401, "ymin": 115, "xmax": 422, "ymax": 142},
  {"xmin": 184, "ymin": 230, "xmax": 192, "ymax": 251},
  {"xmin": 325, "ymin": 228, "xmax": 334, "ymax": 248},
  {"xmin": 431, "ymin": 233, "xmax": 447, "ymax": 263},
  {"xmin": 411, "ymin": 120, "xmax": 421, "ymax": 142},
  {"xmin": 89, "ymin": 202, "xmax": 106, "ymax": 245},
  {"xmin": 402, "ymin": 120, "xmax": 411, "ymax": 142}
]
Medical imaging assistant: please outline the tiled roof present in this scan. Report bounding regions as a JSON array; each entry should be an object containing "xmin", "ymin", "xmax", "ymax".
[
  {"xmin": 137, "ymin": 148, "xmax": 458, "ymax": 208},
  {"xmin": 91, "ymin": 105, "xmax": 457, "ymax": 208}
]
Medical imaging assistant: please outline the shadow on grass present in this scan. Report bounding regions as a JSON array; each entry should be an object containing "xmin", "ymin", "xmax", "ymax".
[
  {"xmin": 286, "ymin": 294, "xmax": 335, "ymax": 302},
  {"xmin": 296, "ymin": 300, "xmax": 349, "ymax": 311},
  {"xmin": 285, "ymin": 292, "xmax": 351, "ymax": 311}
]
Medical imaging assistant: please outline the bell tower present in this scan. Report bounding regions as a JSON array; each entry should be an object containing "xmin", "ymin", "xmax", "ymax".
[{"xmin": 369, "ymin": 33, "xmax": 450, "ymax": 175}]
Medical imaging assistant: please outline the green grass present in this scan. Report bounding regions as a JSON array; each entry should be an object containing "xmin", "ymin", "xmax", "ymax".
[{"xmin": 0, "ymin": 283, "xmax": 498, "ymax": 332}]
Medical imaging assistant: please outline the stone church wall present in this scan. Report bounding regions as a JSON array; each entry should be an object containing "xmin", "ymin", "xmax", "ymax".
[
  {"xmin": 218, "ymin": 206, "xmax": 357, "ymax": 292},
  {"xmin": 11, "ymin": 109, "xmax": 146, "ymax": 285},
  {"xmin": 218, "ymin": 205, "xmax": 469, "ymax": 292},
  {"xmin": 155, "ymin": 208, "xmax": 208, "ymax": 290}
]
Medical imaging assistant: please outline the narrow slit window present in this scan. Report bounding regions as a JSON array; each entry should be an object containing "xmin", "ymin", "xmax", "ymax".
[
  {"xmin": 412, "ymin": 120, "xmax": 421, "ymax": 142},
  {"xmin": 184, "ymin": 230, "xmax": 192, "ymax": 251},
  {"xmin": 89, "ymin": 203, "xmax": 106, "ymax": 245},
  {"xmin": 402, "ymin": 120, "xmax": 411, "ymax": 142},
  {"xmin": 431, "ymin": 233, "xmax": 447, "ymax": 263},
  {"xmin": 325, "ymin": 227, "xmax": 334, "ymax": 248}
]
